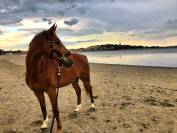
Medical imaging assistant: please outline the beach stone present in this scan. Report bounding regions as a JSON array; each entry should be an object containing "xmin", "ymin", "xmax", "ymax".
[
  {"xmin": 141, "ymin": 123, "xmax": 150, "ymax": 129},
  {"xmin": 159, "ymin": 101, "xmax": 175, "ymax": 107},
  {"xmin": 144, "ymin": 96, "xmax": 159, "ymax": 106},
  {"xmin": 123, "ymin": 123, "xmax": 131, "ymax": 128}
]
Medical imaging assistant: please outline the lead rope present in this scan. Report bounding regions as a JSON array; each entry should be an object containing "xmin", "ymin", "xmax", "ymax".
[{"xmin": 50, "ymin": 64, "xmax": 61, "ymax": 133}]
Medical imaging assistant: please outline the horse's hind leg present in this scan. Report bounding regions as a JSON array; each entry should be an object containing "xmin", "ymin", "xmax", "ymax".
[
  {"xmin": 72, "ymin": 78, "xmax": 82, "ymax": 112},
  {"xmin": 47, "ymin": 88, "xmax": 62, "ymax": 133},
  {"xmin": 34, "ymin": 91, "xmax": 49, "ymax": 129},
  {"xmin": 81, "ymin": 79, "xmax": 96, "ymax": 111}
]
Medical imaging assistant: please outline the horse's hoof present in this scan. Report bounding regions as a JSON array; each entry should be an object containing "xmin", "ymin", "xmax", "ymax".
[
  {"xmin": 40, "ymin": 128, "xmax": 47, "ymax": 133},
  {"xmin": 40, "ymin": 118, "xmax": 49, "ymax": 129},
  {"xmin": 40, "ymin": 125, "xmax": 48, "ymax": 129},
  {"xmin": 40, "ymin": 123, "xmax": 48, "ymax": 129},
  {"xmin": 74, "ymin": 108, "xmax": 80, "ymax": 112},
  {"xmin": 90, "ymin": 107, "xmax": 96, "ymax": 112},
  {"xmin": 74, "ymin": 110, "xmax": 80, "ymax": 114},
  {"xmin": 74, "ymin": 104, "xmax": 81, "ymax": 112},
  {"xmin": 56, "ymin": 129, "xmax": 62, "ymax": 133}
]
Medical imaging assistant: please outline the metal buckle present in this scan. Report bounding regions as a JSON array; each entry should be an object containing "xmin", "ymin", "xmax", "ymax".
[{"xmin": 57, "ymin": 64, "xmax": 61, "ymax": 76}]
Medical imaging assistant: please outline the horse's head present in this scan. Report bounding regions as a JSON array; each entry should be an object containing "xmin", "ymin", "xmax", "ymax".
[{"xmin": 31, "ymin": 23, "xmax": 73, "ymax": 68}]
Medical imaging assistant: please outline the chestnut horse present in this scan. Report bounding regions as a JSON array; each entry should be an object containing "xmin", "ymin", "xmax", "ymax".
[{"xmin": 25, "ymin": 24, "xmax": 95, "ymax": 133}]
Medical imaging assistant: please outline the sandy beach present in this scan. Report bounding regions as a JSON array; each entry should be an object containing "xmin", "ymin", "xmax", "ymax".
[{"xmin": 0, "ymin": 55, "xmax": 177, "ymax": 133}]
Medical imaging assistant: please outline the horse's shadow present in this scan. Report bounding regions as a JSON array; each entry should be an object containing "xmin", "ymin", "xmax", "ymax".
[
  {"xmin": 40, "ymin": 128, "xmax": 48, "ymax": 133},
  {"xmin": 68, "ymin": 111, "xmax": 79, "ymax": 119}
]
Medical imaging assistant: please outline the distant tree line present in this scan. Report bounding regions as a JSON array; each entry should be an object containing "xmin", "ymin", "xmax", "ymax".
[
  {"xmin": 0, "ymin": 49, "xmax": 5, "ymax": 55},
  {"xmin": 0, "ymin": 49, "xmax": 25, "ymax": 55},
  {"xmin": 0, "ymin": 44, "xmax": 177, "ymax": 54},
  {"xmin": 70, "ymin": 43, "xmax": 172, "ymax": 52}
]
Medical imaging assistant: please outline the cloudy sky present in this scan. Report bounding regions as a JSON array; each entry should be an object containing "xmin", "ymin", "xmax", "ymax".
[{"xmin": 0, "ymin": 0, "xmax": 177, "ymax": 50}]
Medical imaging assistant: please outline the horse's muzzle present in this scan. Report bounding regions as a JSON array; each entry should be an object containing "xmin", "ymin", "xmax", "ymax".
[{"xmin": 63, "ymin": 58, "xmax": 73, "ymax": 68}]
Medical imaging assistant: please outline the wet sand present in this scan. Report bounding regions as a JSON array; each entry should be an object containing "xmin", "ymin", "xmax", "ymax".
[{"xmin": 0, "ymin": 55, "xmax": 177, "ymax": 133}]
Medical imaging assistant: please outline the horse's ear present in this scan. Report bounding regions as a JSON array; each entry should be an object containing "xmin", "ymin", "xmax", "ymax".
[{"xmin": 47, "ymin": 23, "xmax": 57, "ymax": 37}]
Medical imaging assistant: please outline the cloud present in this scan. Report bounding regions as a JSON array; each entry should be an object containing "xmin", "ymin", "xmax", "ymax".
[
  {"xmin": 64, "ymin": 18, "xmax": 79, "ymax": 26},
  {"xmin": 164, "ymin": 19, "xmax": 177, "ymax": 30},
  {"xmin": 0, "ymin": 0, "xmax": 79, "ymax": 25},
  {"xmin": 42, "ymin": 18, "xmax": 53, "ymax": 25},
  {"xmin": 165, "ymin": 19, "xmax": 177, "ymax": 25},
  {"xmin": 63, "ymin": 39, "xmax": 97, "ymax": 46},
  {"xmin": 0, "ymin": 0, "xmax": 177, "ymax": 50},
  {"xmin": 59, "ymin": 28, "xmax": 103, "ymax": 37}
]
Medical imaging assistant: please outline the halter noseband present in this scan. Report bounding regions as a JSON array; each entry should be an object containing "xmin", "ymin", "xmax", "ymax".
[{"xmin": 50, "ymin": 49, "xmax": 71, "ymax": 65}]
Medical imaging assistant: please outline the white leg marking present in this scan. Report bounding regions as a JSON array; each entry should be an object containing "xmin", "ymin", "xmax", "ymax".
[
  {"xmin": 91, "ymin": 103, "xmax": 95, "ymax": 109},
  {"xmin": 41, "ymin": 115, "xmax": 49, "ymax": 129},
  {"xmin": 74, "ymin": 104, "xmax": 81, "ymax": 112}
]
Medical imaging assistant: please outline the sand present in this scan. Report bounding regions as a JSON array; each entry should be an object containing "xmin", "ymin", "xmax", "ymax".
[{"xmin": 0, "ymin": 55, "xmax": 177, "ymax": 133}]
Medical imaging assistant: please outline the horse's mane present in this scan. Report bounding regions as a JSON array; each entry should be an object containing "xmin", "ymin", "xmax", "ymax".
[
  {"xmin": 28, "ymin": 30, "xmax": 48, "ymax": 50},
  {"xmin": 26, "ymin": 31, "xmax": 49, "ymax": 79}
]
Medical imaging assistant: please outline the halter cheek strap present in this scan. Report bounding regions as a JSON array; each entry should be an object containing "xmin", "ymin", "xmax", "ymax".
[
  {"xmin": 50, "ymin": 50, "xmax": 71, "ymax": 65},
  {"xmin": 49, "ymin": 49, "xmax": 55, "ymax": 59},
  {"xmin": 50, "ymin": 49, "xmax": 63, "ymax": 64}
]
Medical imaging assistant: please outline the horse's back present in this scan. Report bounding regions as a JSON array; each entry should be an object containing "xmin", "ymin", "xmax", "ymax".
[
  {"xmin": 72, "ymin": 52, "xmax": 88, "ymax": 61},
  {"xmin": 71, "ymin": 53, "xmax": 90, "ymax": 81}
]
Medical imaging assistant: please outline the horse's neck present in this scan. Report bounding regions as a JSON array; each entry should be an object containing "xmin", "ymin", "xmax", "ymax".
[{"xmin": 26, "ymin": 49, "xmax": 43, "ymax": 76}]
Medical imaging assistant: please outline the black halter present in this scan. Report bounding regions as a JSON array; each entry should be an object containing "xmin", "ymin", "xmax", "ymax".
[{"xmin": 50, "ymin": 49, "xmax": 71, "ymax": 65}]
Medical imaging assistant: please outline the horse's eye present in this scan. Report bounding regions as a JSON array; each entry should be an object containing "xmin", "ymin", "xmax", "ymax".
[{"xmin": 47, "ymin": 41, "xmax": 52, "ymax": 46}]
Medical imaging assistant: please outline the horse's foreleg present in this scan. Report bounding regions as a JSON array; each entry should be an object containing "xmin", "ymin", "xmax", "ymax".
[
  {"xmin": 34, "ymin": 91, "xmax": 48, "ymax": 129},
  {"xmin": 72, "ymin": 79, "xmax": 82, "ymax": 112},
  {"xmin": 47, "ymin": 88, "xmax": 62, "ymax": 132}
]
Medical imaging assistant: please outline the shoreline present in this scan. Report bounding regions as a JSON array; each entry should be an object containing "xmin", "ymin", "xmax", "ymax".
[
  {"xmin": 90, "ymin": 62, "xmax": 177, "ymax": 69},
  {"xmin": 1, "ymin": 54, "xmax": 177, "ymax": 69}
]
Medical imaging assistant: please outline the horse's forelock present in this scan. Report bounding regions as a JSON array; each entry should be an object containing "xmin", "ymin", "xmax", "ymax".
[{"xmin": 29, "ymin": 30, "xmax": 59, "ymax": 50}]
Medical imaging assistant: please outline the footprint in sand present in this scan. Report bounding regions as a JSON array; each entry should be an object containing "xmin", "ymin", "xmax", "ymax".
[
  {"xmin": 3, "ymin": 128, "xmax": 25, "ymax": 133},
  {"xmin": 7, "ymin": 118, "xmax": 15, "ymax": 124},
  {"xmin": 144, "ymin": 96, "xmax": 159, "ymax": 106},
  {"xmin": 89, "ymin": 116, "xmax": 97, "ymax": 121},
  {"xmin": 144, "ymin": 97, "xmax": 175, "ymax": 107},
  {"xmin": 104, "ymin": 119, "xmax": 112, "ymax": 123},
  {"xmin": 159, "ymin": 100, "xmax": 175, "ymax": 107},
  {"xmin": 122, "ymin": 95, "xmax": 132, "ymax": 101},
  {"xmin": 174, "ymin": 99, "xmax": 177, "ymax": 102},
  {"xmin": 156, "ymin": 89, "xmax": 166, "ymax": 94},
  {"xmin": 30, "ymin": 120, "xmax": 42, "ymax": 126},
  {"xmin": 119, "ymin": 102, "xmax": 133, "ymax": 109},
  {"xmin": 68, "ymin": 112, "xmax": 79, "ymax": 119},
  {"xmin": 3, "ymin": 129, "xmax": 17, "ymax": 133}
]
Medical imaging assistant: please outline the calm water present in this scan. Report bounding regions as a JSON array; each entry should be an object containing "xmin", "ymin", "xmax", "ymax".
[{"xmin": 78, "ymin": 48, "xmax": 177, "ymax": 68}]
